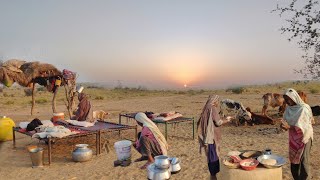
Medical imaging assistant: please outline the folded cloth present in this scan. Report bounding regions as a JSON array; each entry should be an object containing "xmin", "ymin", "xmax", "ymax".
[
  {"xmin": 41, "ymin": 120, "xmax": 54, "ymax": 127},
  {"xmin": 153, "ymin": 113, "xmax": 183, "ymax": 122},
  {"xmin": 19, "ymin": 122, "xmax": 29, "ymax": 129},
  {"xmin": 65, "ymin": 120, "xmax": 95, "ymax": 127},
  {"xmin": 32, "ymin": 125, "xmax": 77, "ymax": 139}
]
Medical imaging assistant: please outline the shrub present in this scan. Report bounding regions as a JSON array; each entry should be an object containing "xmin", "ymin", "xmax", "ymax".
[
  {"xmin": 3, "ymin": 92, "xmax": 9, "ymax": 97},
  {"xmin": 310, "ymin": 88, "xmax": 319, "ymax": 94},
  {"xmin": 34, "ymin": 98, "xmax": 48, "ymax": 104},
  {"xmin": 95, "ymin": 96, "xmax": 104, "ymax": 100},
  {"xmin": 37, "ymin": 87, "xmax": 46, "ymax": 92},
  {"xmin": 24, "ymin": 89, "xmax": 33, "ymax": 96},
  {"xmin": 226, "ymin": 87, "xmax": 245, "ymax": 94},
  {"xmin": 5, "ymin": 100, "xmax": 14, "ymax": 105}
]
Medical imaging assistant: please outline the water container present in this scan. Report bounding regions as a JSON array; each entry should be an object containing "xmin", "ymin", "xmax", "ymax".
[
  {"xmin": 114, "ymin": 140, "xmax": 132, "ymax": 161},
  {"xmin": 29, "ymin": 147, "xmax": 44, "ymax": 168},
  {"xmin": 0, "ymin": 116, "xmax": 15, "ymax": 141},
  {"xmin": 52, "ymin": 112, "xmax": 64, "ymax": 122}
]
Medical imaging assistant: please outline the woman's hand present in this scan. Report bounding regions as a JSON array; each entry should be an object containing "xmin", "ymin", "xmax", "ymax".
[{"xmin": 280, "ymin": 119, "xmax": 290, "ymax": 130}]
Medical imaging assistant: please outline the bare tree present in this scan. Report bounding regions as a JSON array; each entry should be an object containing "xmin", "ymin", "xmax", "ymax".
[{"xmin": 273, "ymin": 0, "xmax": 320, "ymax": 79}]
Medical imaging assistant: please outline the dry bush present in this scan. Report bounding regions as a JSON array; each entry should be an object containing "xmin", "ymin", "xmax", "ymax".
[{"xmin": 24, "ymin": 89, "xmax": 33, "ymax": 96}]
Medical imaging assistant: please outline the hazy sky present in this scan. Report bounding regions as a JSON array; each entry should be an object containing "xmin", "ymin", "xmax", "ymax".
[{"xmin": 0, "ymin": 0, "xmax": 306, "ymax": 89}]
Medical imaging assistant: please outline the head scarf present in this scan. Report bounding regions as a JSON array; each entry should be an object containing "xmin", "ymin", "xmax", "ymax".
[
  {"xmin": 197, "ymin": 95, "xmax": 220, "ymax": 152},
  {"xmin": 135, "ymin": 112, "xmax": 168, "ymax": 155},
  {"xmin": 283, "ymin": 88, "xmax": 313, "ymax": 143}
]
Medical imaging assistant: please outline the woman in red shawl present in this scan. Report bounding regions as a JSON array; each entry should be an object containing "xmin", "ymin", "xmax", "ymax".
[
  {"xmin": 72, "ymin": 93, "xmax": 93, "ymax": 123},
  {"xmin": 198, "ymin": 95, "xmax": 231, "ymax": 180}
]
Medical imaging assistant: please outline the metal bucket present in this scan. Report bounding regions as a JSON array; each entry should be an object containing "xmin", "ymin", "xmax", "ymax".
[{"xmin": 29, "ymin": 147, "xmax": 44, "ymax": 168}]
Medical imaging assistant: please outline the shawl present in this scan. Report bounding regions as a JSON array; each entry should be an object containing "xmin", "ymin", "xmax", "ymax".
[
  {"xmin": 197, "ymin": 95, "xmax": 222, "ymax": 154},
  {"xmin": 283, "ymin": 88, "xmax": 313, "ymax": 144},
  {"xmin": 135, "ymin": 112, "xmax": 168, "ymax": 155},
  {"xmin": 75, "ymin": 93, "xmax": 93, "ymax": 123}
]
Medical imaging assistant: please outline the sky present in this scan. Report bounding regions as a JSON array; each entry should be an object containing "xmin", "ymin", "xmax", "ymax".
[{"xmin": 0, "ymin": 0, "xmax": 307, "ymax": 89}]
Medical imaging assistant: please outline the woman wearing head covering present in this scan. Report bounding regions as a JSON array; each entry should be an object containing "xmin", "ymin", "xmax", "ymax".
[
  {"xmin": 281, "ymin": 88, "xmax": 313, "ymax": 180},
  {"xmin": 134, "ymin": 112, "xmax": 168, "ymax": 169},
  {"xmin": 198, "ymin": 95, "xmax": 231, "ymax": 180},
  {"xmin": 72, "ymin": 93, "xmax": 94, "ymax": 123}
]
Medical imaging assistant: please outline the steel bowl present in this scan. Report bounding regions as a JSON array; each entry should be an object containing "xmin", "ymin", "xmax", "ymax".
[
  {"xmin": 154, "ymin": 155, "xmax": 170, "ymax": 169},
  {"xmin": 257, "ymin": 154, "xmax": 286, "ymax": 169}
]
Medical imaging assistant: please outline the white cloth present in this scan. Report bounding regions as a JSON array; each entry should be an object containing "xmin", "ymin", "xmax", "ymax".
[
  {"xmin": 65, "ymin": 120, "xmax": 95, "ymax": 127},
  {"xmin": 19, "ymin": 122, "xmax": 29, "ymax": 129},
  {"xmin": 283, "ymin": 88, "xmax": 314, "ymax": 143},
  {"xmin": 32, "ymin": 125, "xmax": 77, "ymax": 139},
  {"xmin": 135, "ymin": 112, "xmax": 168, "ymax": 155}
]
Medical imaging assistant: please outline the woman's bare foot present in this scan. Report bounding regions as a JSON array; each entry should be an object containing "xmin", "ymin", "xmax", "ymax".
[
  {"xmin": 134, "ymin": 156, "xmax": 148, "ymax": 162},
  {"xmin": 140, "ymin": 161, "xmax": 151, "ymax": 169}
]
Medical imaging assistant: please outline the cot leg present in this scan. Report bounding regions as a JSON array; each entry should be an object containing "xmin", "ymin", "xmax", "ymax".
[
  {"xmin": 119, "ymin": 114, "xmax": 121, "ymax": 124},
  {"xmin": 192, "ymin": 118, "xmax": 195, "ymax": 140},
  {"xmin": 96, "ymin": 131, "xmax": 99, "ymax": 155},
  {"xmin": 48, "ymin": 137, "xmax": 52, "ymax": 165},
  {"xmin": 165, "ymin": 123, "xmax": 168, "ymax": 140},
  {"xmin": 12, "ymin": 127, "xmax": 16, "ymax": 148},
  {"xmin": 135, "ymin": 125, "xmax": 138, "ymax": 141}
]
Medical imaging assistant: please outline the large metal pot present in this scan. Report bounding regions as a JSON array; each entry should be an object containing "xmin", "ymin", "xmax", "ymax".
[
  {"xmin": 72, "ymin": 144, "xmax": 93, "ymax": 162},
  {"xmin": 154, "ymin": 155, "xmax": 170, "ymax": 169},
  {"xmin": 147, "ymin": 163, "xmax": 171, "ymax": 180}
]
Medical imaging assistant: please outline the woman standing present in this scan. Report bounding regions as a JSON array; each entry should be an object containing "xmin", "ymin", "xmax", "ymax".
[
  {"xmin": 198, "ymin": 95, "xmax": 231, "ymax": 180},
  {"xmin": 281, "ymin": 88, "xmax": 313, "ymax": 180},
  {"xmin": 134, "ymin": 112, "xmax": 168, "ymax": 169}
]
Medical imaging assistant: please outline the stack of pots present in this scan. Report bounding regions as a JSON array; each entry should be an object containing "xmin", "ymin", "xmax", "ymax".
[{"xmin": 147, "ymin": 155, "xmax": 171, "ymax": 180}]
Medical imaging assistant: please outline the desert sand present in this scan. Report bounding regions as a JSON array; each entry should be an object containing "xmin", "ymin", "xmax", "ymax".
[{"xmin": 0, "ymin": 92, "xmax": 319, "ymax": 180}]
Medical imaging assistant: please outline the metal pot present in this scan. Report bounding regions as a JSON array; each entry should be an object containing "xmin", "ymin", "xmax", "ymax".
[
  {"xmin": 170, "ymin": 159, "xmax": 181, "ymax": 174},
  {"xmin": 147, "ymin": 163, "xmax": 171, "ymax": 180},
  {"xmin": 154, "ymin": 155, "xmax": 170, "ymax": 169},
  {"xmin": 72, "ymin": 144, "xmax": 93, "ymax": 162}
]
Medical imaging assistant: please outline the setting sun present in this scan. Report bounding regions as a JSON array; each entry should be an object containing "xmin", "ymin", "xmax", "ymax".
[{"xmin": 184, "ymin": 84, "xmax": 187, "ymax": 88}]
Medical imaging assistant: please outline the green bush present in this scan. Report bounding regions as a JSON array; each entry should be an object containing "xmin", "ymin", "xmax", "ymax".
[
  {"xmin": 310, "ymin": 88, "xmax": 319, "ymax": 94},
  {"xmin": 5, "ymin": 100, "xmax": 14, "ymax": 105},
  {"xmin": 226, "ymin": 87, "xmax": 245, "ymax": 94},
  {"xmin": 34, "ymin": 98, "xmax": 48, "ymax": 104},
  {"xmin": 95, "ymin": 96, "xmax": 104, "ymax": 100}
]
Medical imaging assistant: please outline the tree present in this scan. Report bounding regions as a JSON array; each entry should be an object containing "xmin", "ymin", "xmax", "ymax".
[{"xmin": 273, "ymin": 0, "xmax": 320, "ymax": 79}]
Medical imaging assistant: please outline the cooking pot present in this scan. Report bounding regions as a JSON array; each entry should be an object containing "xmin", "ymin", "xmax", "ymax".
[
  {"xmin": 154, "ymin": 155, "xmax": 170, "ymax": 169},
  {"xmin": 147, "ymin": 163, "xmax": 171, "ymax": 180}
]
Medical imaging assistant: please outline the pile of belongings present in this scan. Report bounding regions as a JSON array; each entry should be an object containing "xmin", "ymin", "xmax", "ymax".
[
  {"xmin": 19, "ymin": 119, "xmax": 77, "ymax": 138},
  {"xmin": 145, "ymin": 111, "xmax": 183, "ymax": 122}
]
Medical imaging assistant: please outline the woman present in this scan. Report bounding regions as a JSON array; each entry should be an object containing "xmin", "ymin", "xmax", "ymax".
[
  {"xmin": 72, "ymin": 93, "xmax": 94, "ymax": 123},
  {"xmin": 281, "ymin": 88, "xmax": 313, "ymax": 180},
  {"xmin": 198, "ymin": 95, "xmax": 231, "ymax": 180},
  {"xmin": 134, "ymin": 112, "xmax": 168, "ymax": 169}
]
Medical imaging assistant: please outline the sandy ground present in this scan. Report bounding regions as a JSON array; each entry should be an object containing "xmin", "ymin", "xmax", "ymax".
[{"xmin": 0, "ymin": 93, "xmax": 319, "ymax": 180}]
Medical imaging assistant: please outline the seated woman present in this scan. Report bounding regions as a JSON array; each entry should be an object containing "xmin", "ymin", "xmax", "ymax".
[
  {"xmin": 133, "ymin": 112, "xmax": 168, "ymax": 169},
  {"xmin": 71, "ymin": 93, "xmax": 94, "ymax": 123}
]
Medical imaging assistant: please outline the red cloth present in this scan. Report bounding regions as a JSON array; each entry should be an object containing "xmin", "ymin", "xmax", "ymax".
[
  {"xmin": 289, "ymin": 126, "xmax": 305, "ymax": 164},
  {"xmin": 135, "ymin": 127, "xmax": 159, "ymax": 149}
]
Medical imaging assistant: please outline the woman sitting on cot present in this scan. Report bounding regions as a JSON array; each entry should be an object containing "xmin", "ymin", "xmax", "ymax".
[
  {"xmin": 133, "ymin": 112, "xmax": 168, "ymax": 169},
  {"xmin": 71, "ymin": 93, "xmax": 94, "ymax": 123}
]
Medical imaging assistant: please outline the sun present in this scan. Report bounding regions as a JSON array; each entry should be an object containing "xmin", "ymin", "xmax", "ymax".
[{"xmin": 184, "ymin": 84, "xmax": 187, "ymax": 88}]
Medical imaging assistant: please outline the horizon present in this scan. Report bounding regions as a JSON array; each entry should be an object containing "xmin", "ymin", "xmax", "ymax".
[{"xmin": 0, "ymin": 1, "xmax": 308, "ymax": 89}]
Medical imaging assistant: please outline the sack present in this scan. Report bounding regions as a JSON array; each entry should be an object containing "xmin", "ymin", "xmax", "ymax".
[{"xmin": 26, "ymin": 118, "xmax": 43, "ymax": 131}]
